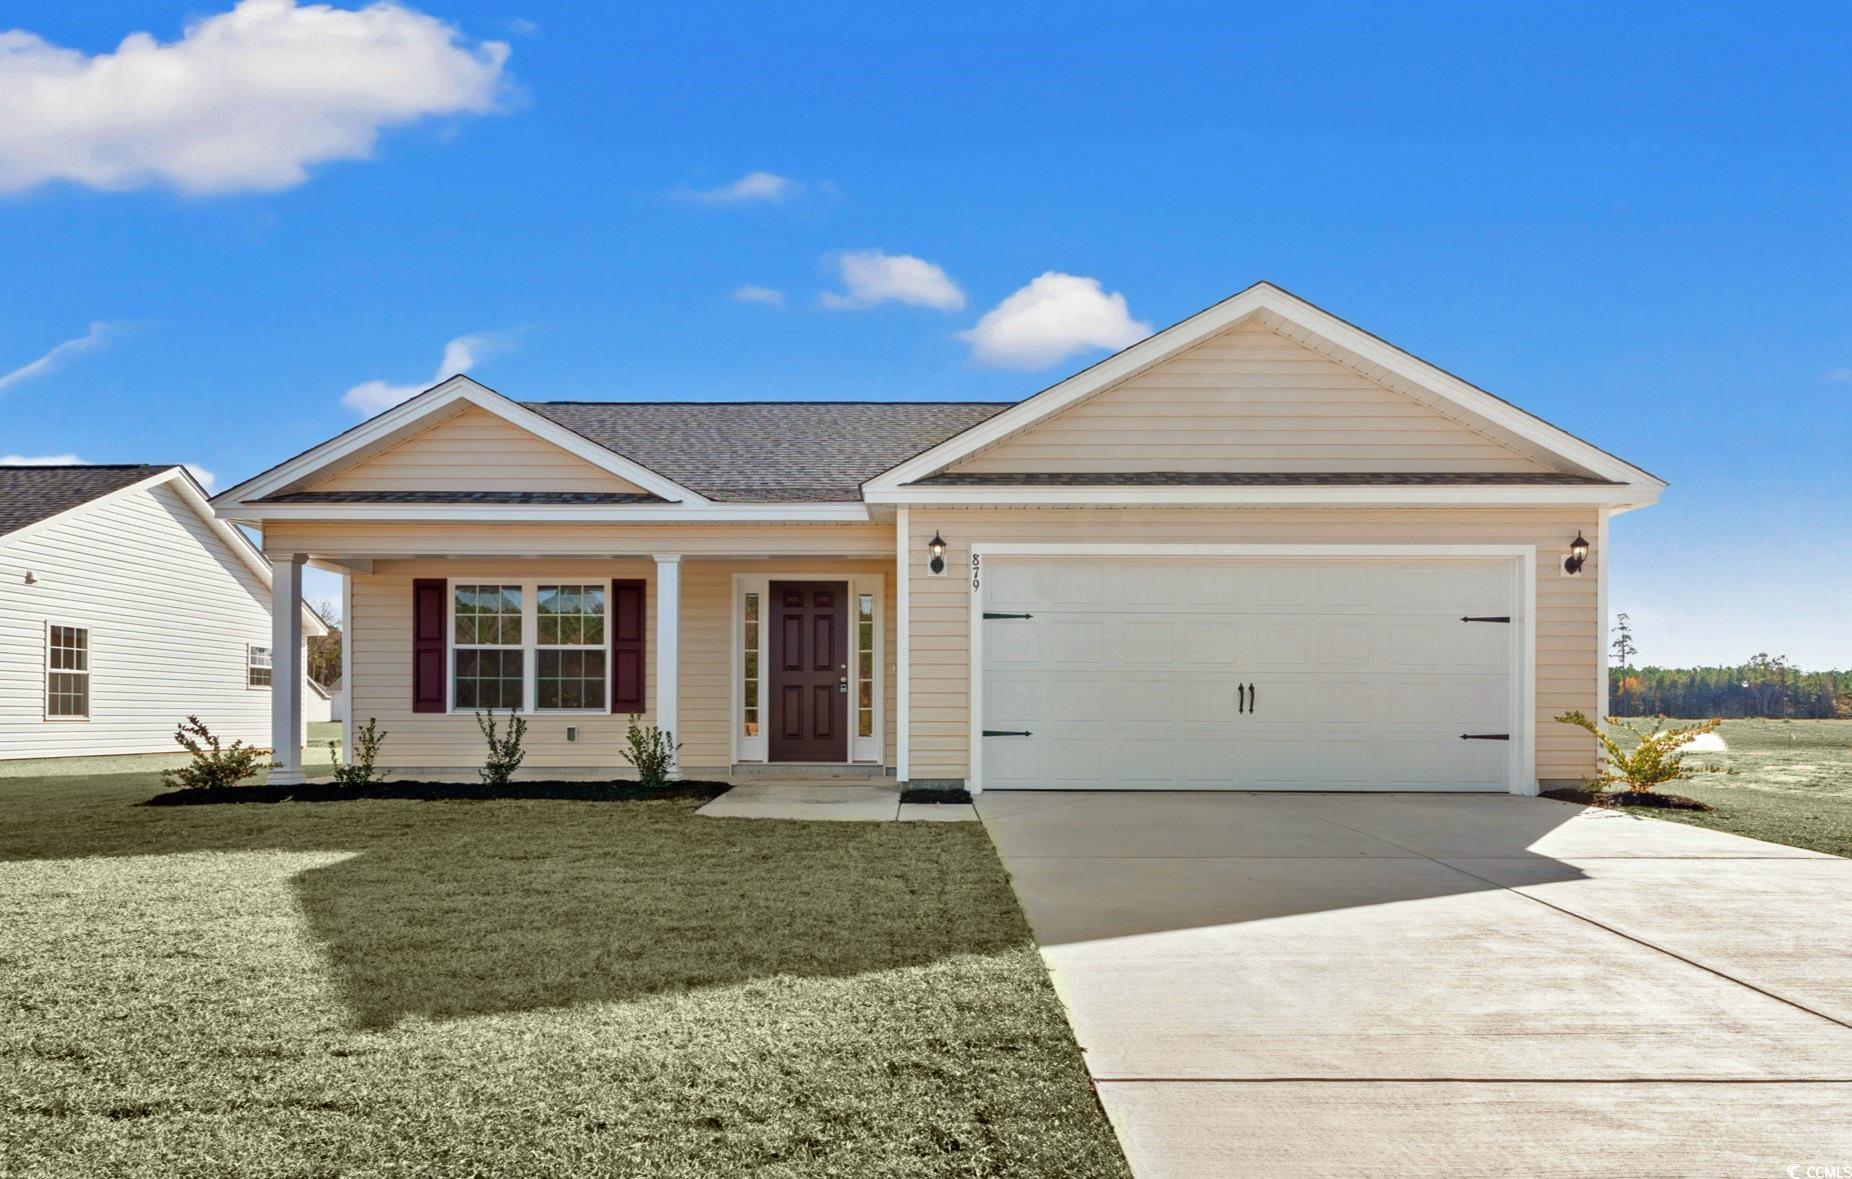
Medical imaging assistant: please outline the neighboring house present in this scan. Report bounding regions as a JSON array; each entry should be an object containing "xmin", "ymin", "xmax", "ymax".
[
  {"xmin": 307, "ymin": 677, "xmax": 334, "ymax": 724},
  {"xmin": 213, "ymin": 283, "xmax": 1662, "ymax": 791},
  {"xmin": 0, "ymin": 464, "xmax": 327, "ymax": 759}
]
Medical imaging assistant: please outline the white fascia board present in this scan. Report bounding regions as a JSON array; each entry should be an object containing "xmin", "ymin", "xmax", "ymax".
[
  {"xmin": 867, "ymin": 482, "xmax": 1661, "ymax": 508},
  {"xmin": 211, "ymin": 375, "xmax": 709, "ymax": 508},
  {"xmin": 226, "ymin": 501, "xmax": 874, "ymax": 524},
  {"xmin": 864, "ymin": 282, "xmax": 1665, "ymax": 494}
]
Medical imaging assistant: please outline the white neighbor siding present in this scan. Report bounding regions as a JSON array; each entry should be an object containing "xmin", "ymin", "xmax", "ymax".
[{"xmin": 0, "ymin": 479, "xmax": 302, "ymax": 759}]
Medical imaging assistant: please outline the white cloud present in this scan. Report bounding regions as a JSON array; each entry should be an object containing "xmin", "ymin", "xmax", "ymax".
[
  {"xmin": 820, "ymin": 250, "xmax": 964, "ymax": 312},
  {"xmin": 1, "ymin": 453, "xmax": 85, "ymax": 465},
  {"xmin": 674, "ymin": 171, "xmax": 800, "ymax": 205},
  {"xmin": 341, "ymin": 331, "xmax": 513, "ymax": 415},
  {"xmin": 184, "ymin": 464, "xmax": 218, "ymax": 491},
  {"xmin": 1822, "ymin": 367, "xmax": 1852, "ymax": 384},
  {"xmin": 0, "ymin": 322, "xmax": 114, "ymax": 394},
  {"xmin": 732, "ymin": 284, "xmax": 785, "ymax": 307},
  {"xmin": 959, "ymin": 272, "xmax": 1149, "ymax": 369},
  {"xmin": 0, "ymin": 0, "xmax": 511, "ymax": 196}
]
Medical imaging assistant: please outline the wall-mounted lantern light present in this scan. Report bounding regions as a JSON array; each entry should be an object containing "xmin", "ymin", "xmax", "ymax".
[
  {"xmin": 927, "ymin": 530, "xmax": 947, "ymax": 575},
  {"xmin": 1563, "ymin": 531, "xmax": 1591, "ymax": 576}
]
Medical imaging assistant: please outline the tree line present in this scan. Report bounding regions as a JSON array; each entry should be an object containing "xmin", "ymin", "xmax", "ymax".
[{"xmin": 1608, "ymin": 615, "xmax": 1849, "ymax": 717}]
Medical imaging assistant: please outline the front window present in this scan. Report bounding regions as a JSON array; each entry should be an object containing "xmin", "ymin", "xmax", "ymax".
[
  {"xmin": 47, "ymin": 625, "xmax": 89, "ymax": 718},
  {"xmin": 247, "ymin": 644, "xmax": 272, "ymax": 688},
  {"xmin": 536, "ymin": 585, "xmax": 607, "ymax": 710},
  {"xmin": 453, "ymin": 584, "xmax": 524, "ymax": 710}
]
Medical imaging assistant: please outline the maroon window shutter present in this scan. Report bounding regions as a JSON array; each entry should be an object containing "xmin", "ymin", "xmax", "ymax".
[
  {"xmin": 412, "ymin": 578, "xmax": 447, "ymax": 713},
  {"xmin": 611, "ymin": 578, "xmax": 646, "ymax": 714}
]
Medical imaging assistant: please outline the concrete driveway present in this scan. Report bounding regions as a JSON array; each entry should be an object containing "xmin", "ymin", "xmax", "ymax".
[{"xmin": 978, "ymin": 791, "xmax": 1852, "ymax": 1176}]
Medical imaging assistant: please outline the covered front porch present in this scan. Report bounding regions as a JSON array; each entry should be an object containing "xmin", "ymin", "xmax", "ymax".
[{"xmin": 264, "ymin": 542, "xmax": 896, "ymax": 782}]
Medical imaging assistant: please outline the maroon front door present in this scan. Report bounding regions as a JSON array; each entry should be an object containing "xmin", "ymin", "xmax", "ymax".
[{"xmin": 769, "ymin": 581, "xmax": 848, "ymax": 762}]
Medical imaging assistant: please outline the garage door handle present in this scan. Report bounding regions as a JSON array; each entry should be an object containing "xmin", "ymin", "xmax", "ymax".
[
  {"xmin": 1237, "ymin": 683, "xmax": 1246, "ymax": 713},
  {"xmin": 982, "ymin": 730, "xmax": 1033, "ymax": 737},
  {"xmin": 1460, "ymin": 733, "xmax": 1510, "ymax": 741},
  {"xmin": 1248, "ymin": 682, "xmax": 1256, "ymax": 714}
]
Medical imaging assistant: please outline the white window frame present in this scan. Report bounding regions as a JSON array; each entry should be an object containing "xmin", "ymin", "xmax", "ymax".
[
  {"xmin": 247, "ymin": 643, "xmax": 273, "ymax": 690},
  {"xmin": 731, "ymin": 572, "xmax": 884, "ymax": 765},
  {"xmin": 44, "ymin": 622, "xmax": 91, "ymax": 722},
  {"xmin": 445, "ymin": 579, "xmax": 611, "ymax": 714}
]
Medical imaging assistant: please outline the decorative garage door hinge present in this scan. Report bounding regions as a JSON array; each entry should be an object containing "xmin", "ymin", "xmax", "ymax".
[
  {"xmin": 1459, "ymin": 733, "xmax": 1511, "ymax": 741},
  {"xmin": 982, "ymin": 730, "xmax": 1033, "ymax": 737},
  {"xmin": 1459, "ymin": 616, "xmax": 1512, "ymax": 623},
  {"xmin": 982, "ymin": 612, "xmax": 1034, "ymax": 620}
]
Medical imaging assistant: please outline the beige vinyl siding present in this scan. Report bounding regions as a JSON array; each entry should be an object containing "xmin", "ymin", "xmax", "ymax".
[
  {"xmin": 904, "ymin": 506, "xmax": 1600, "ymax": 786},
  {"xmin": 264, "ymin": 521, "xmax": 894, "ymax": 559},
  {"xmin": 950, "ymin": 321, "xmax": 1555, "ymax": 475},
  {"xmin": 310, "ymin": 407, "xmax": 647, "ymax": 493},
  {"xmin": 0, "ymin": 480, "xmax": 294, "ymax": 758},
  {"xmin": 344, "ymin": 556, "xmax": 895, "ymax": 773}
]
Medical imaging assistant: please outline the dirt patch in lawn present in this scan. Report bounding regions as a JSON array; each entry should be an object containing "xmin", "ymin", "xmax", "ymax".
[{"xmin": 1542, "ymin": 787, "xmax": 1713, "ymax": 812}]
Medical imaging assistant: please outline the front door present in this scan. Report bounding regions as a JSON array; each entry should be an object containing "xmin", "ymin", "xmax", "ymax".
[{"xmin": 769, "ymin": 581, "xmax": 848, "ymax": 761}]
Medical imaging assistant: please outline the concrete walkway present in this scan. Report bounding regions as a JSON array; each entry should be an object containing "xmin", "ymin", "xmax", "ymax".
[
  {"xmin": 978, "ymin": 791, "xmax": 1852, "ymax": 1176},
  {"xmin": 697, "ymin": 783, "xmax": 976, "ymax": 822}
]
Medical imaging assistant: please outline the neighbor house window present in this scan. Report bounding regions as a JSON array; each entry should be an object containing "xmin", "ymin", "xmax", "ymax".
[
  {"xmin": 741, "ymin": 591, "xmax": 760, "ymax": 737},
  {"xmin": 46, "ymin": 625, "xmax": 89, "ymax": 719},
  {"xmin": 247, "ymin": 644, "xmax": 273, "ymax": 688},
  {"xmin": 535, "ymin": 585, "xmax": 606, "ymax": 710},
  {"xmin": 453, "ymin": 585, "xmax": 524, "ymax": 710},
  {"xmin": 856, "ymin": 593, "xmax": 875, "ymax": 739}
]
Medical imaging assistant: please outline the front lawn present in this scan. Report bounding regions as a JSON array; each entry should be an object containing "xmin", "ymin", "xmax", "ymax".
[
  {"xmin": 0, "ymin": 755, "xmax": 1128, "ymax": 1177},
  {"xmin": 1607, "ymin": 717, "xmax": 1852, "ymax": 857}
]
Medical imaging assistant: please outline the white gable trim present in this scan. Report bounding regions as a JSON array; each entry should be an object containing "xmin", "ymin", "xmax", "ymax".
[
  {"xmin": 3, "ymin": 466, "xmax": 327, "ymax": 636},
  {"xmin": 863, "ymin": 282, "xmax": 1665, "ymax": 497},
  {"xmin": 212, "ymin": 376, "xmax": 709, "ymax": 510}
]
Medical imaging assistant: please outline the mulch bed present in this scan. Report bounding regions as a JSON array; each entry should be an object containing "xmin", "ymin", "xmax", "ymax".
[
  {"xmin": 146, "ymin": 780, "xmax": 734, "ymax": 806},
  {"xmin": 1541, "ymin": 787, "xmax": 1713, "ymax": 812},
  {"xmin": 900, "ymin": 786, "xmax": 973, "ymax": 804}
]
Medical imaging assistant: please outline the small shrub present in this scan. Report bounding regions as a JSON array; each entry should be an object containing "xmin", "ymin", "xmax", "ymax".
[
  {"xmin": 329, "ymin": 718, "xmax": 387, "ymax": 788},
  {"xmin": 1555, "ymin": 711, "xmax": 1724, "ymax": 794},
  {"xmin": 620, "ymin": 715, "xmax": 681, "ymax": 788},
  {"xmin": 476, "ymin": 709, "xmax": 527, "ymax": 786},
  {"xmin": 160, "ymin": 715, "xmax": 268, "ymax": 790}
]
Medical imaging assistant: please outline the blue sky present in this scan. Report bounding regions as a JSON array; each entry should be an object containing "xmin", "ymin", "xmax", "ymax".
[{"xmin": 2, "ymin": 1, "xmax": 1848, "ymax": 666}]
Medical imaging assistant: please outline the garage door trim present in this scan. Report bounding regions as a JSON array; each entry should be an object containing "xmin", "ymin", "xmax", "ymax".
[{"xmin": 967, "ymin": 543, "xmax": 1538, "ymax": 796}]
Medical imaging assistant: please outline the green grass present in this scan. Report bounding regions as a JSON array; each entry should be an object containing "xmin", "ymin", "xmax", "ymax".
[
  {"xmin": 1606, "ymin": 717, "xmax": 1852, "ymax": 857},
  {"xmin": 0, "ymin": 748, "xmax": 1128, "ymax": 1178}
]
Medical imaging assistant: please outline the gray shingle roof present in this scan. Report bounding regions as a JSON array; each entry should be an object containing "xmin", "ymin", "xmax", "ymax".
[
  {"xmin": 0, "ymin": 464, "xmax": 172, "ymax": 538},
  {"xmin": 916, "ymin": 471, "xmax": 1621, "ymax": 487},
  {"xmin": 523, "ymin": 401, "xmax": 1013, "ymax": 501},
  {"xmin": 259, "ymin": 490, "xmax": 666, "ymax": 505}
]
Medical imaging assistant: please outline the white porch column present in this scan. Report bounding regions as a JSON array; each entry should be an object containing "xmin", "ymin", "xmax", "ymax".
[
  {"xmin": 653, "ymin": 554, "xmax": 681, "ymax": 777},
  {"xmin": 269, "ymin": 554, "xmax": 306, "ymax": 785}
]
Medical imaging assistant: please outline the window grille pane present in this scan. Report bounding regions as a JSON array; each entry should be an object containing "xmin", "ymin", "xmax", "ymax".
[
  {"xmin": 741, "ymin": 592, "xmax": 760, "ymax": 736},
  {"xmin": 534, "ymin": 585, "xmax": 606, "ymax": 711}
]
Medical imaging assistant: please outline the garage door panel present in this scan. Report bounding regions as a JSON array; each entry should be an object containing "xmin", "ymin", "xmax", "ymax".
[{"xmin": 980, "ymin": 558, "xmax": 1517, "ymax": 792}]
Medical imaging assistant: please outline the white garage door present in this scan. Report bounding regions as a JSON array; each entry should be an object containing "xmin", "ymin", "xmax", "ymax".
[{"xmin": 978, "ymin": 557, "xmax": 1519, "ymax": 792}]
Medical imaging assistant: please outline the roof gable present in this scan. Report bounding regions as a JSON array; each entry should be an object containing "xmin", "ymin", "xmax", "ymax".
[
  {"xmin": 305, "ymin": 405, "xmax": 649, "ymax": 495},
  {"xmin": 946, "ymin": 319, "xmax": 1558, "ymax": 476},
  {"xmin": 865, "ymin": 282, "xmax": 1663, "ymax": 504},
  {"xmin": 214, "ymin": 376, "xmax": 706, "ymax": 510},
  {"xmin": 0, "ymin": 464, "xmax": 171, "ymax": 538}
]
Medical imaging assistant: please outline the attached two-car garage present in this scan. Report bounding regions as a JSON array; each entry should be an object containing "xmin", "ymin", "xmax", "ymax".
[{"xmin": 975, "ymin": 553, "xmax": 1526, "ymax": 792}]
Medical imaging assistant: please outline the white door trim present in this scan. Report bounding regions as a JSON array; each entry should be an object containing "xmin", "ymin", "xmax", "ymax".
[
  {"xmin": 967, "ymin": 543, "xmax": 1538, "ymax": 795},
  {"xmin": 731, "ymin": 571, "xmax": 885, "ymax": 767}
]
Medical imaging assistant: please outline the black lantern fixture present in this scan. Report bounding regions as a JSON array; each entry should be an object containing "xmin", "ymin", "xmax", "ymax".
[
  {"xmin": 928, "ymin": 530, "xmax": 947, "ymax": 575},
  {"xmin": 1564, "ymin": 531, "xmax": 1591, "ymax": 575}
]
